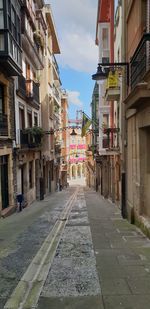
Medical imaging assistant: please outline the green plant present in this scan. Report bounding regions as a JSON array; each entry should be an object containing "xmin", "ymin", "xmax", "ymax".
[
  {"xmin": 23, "ymin": 127, "xmax": 44, "ymax": 146},
  {"xmin": 33, "ymin": 31, "xmax": 44, "ymax": 48},
  {"xmin": 24, "ymin": 126, "xmax": 44, "ymax": 137}
]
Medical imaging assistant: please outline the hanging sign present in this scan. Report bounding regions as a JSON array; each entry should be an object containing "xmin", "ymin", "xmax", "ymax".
[{"xmin": 107, "ymin": 70, "xmax": 119, "ymax": 88}]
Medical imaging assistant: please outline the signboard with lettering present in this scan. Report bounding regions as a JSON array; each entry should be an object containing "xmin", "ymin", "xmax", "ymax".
[{"xmin": 107, "ymin": 71, "xmax": 119, "ymax": 89}]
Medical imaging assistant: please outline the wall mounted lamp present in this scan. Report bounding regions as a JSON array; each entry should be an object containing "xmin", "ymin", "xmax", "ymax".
[{"xmin": 92, "ymin": 62, "xmax": 129, "ymax": 86}]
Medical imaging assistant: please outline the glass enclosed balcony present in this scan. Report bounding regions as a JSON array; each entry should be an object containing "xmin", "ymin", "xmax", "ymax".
[{"xmin": 0, "ymin": 0, "xmax": 22, "ymax": 76}]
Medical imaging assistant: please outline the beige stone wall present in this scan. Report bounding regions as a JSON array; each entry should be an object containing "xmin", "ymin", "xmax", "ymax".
[
  {"xmin": 127, "ymin": 104, "xmax": 150, "ymax": 222},
  {"xmin": 0, "ymin": 149, "xmax": 15, "ymax": 213},
  {"xmin": 0, "ymin": 74, "xmax": 17, "ymax": 214}
]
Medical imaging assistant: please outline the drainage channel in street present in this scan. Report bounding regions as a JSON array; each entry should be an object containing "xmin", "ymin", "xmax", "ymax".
[
  {"xmin": 37, "ymin": 188, "xmax": 101, "ymax": 308},
  {"xmin": 4, "ymin": 188, "xmax": 78, "ymax": 309}
]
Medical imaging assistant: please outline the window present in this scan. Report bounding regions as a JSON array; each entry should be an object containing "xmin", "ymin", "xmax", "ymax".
[
  {"xmin": 0, "ymin": 33, "xmax": 4, "ymax": 50},
  {"xmin": 34, "ymin": 113, "xmax": 38, "ymax": 126},
  {"xmin": 27, "ymin": 111, "xmax": 32, "ymax": 127},
  {"xmin": 102, "ymin": 28, "xmax": 109, "ymax": 50},
  {"xmin": 0, "ymin": 84, "xmax": 4, "ymax": 114},
  {"xmin": 19, "ymin": 107, "xmax": 25, "ymax": 129},
  {"xmin": 0, "ymin": 0, "xmax": 4, "ymax": 29},
  {"xmin": 7, "ymin": 2, "xmax": 21, "ymax": 45},
  {"xmin": 29, "ymin": 161, "xmax": 33, "ymax": 189}
]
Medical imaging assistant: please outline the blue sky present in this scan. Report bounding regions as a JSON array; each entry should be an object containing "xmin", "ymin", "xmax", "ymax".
[
  {"xmin": 60, "ymin": 68, "xmax": 96, "ymax": 119},
  {"xmin": 46, "ymin": 0, "xmax": 98, "ymax": 119}
]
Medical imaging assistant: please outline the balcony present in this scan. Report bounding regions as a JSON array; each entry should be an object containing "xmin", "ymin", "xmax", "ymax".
[
  {"xmin": 125, "ymin": 34, "xmax": 150, "ymax": 109},
  {"xmin": 0, "ymin": 31, "xmax": 22, "ymax": 77},
  {"xmin": 52, "ymin": 55, "xmax": 60, "ymax": 77},
  {"xmin": 21, "ymin": 14, "xmax": 44, "ymax": 70},
  {"xmin": 105, "ymin": 87, "xmax": 120, "ymax": 101},
  {"xmin": 101, "ymin": 128, "xmax": 120, "ymax": 153},
  {"xmin": 130, "ymin": 34, "xmax": 150, "ymax": 90},
  {"xmin": 0, "ymin": 0, "xmax": 22, "ymax": 76},
  {"xmin": 0, "ymin": 114, "xmax": 8, "ymax": 136},
  {"xmin": 102, "ymin": 137, "xmax": 109, "ymax": 149},
  {"xmin": 22, "ymin": 0, "xmax": 36, "ymax": 31},
  {"xmin": 26, "ymin": 80, "xmax": 40, "ymax": 105},
  {"xmin": 53, "ymin": 84, "xmax": 61, "ymax": 103},
  {"xmin": 55, "ymin": 143, "xmax": 61, "ymax": 155},
  {"xmin": 17, "ymin": 76, "xmax": 40, "ymax": 108},
  {"xmin": 20, "ymin": 129, "xmax": 42, "ymax": 149}
]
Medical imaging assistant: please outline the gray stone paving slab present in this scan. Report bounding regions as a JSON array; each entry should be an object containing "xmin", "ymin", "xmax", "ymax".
[
  {"xmin": 84, "ymin": 188, "xmax": 150, "ymax": 308},
  {"xmin": 117, "ymin": 253, "xmax": 147, "ymax": 266},
  {"xmin": 37, "ymin": 295, "xmax": 104, "ymax": 309},
  {"xmin": 97, "ymin": 263, "xmax": 150, "ymax": 279},
  {"xmin": 101, "ymin": 279, "xmax": 131, "ymax": 295},
  {"xmin": 126, "ymin": 277, "xmax": 150, "ymax": 294},
  {"xmin": 103, "ymin": 295, "xmax": 150, "ymax": 309}
]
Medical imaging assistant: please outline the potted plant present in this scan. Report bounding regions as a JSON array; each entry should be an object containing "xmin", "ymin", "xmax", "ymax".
[{"xmin": 24, "ymin": 126, "xmax": 44, "ymax": 146}]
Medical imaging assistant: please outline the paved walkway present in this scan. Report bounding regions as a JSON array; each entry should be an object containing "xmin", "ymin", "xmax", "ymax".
[
  {"xmin": 85, "ymin": 188, "xmax": 150, "ymax": 309},
  {"xmin": 1, "ymin": 186, "xmax": 150, "ymax": 308}
]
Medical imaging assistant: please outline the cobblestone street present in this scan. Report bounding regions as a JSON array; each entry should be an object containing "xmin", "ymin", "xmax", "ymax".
[{"xmin": 1, "ymin": 185, "xmax": 150, "ymax": 308}]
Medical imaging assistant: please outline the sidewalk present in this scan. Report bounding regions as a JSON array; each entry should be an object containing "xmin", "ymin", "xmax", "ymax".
[{"xmin": 85, "ymin": 188, "xmax": 150, "ymax": 309}]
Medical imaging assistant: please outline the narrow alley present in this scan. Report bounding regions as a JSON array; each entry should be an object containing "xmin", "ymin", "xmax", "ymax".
[{"xmin": 1, "ymin": 185, "xmax": 150, "ymax": 309}]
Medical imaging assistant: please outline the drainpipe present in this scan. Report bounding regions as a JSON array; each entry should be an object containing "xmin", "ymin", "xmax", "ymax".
[{"xmin": 121, "ymin": 0, "xmax": 127, "ymax": 218}]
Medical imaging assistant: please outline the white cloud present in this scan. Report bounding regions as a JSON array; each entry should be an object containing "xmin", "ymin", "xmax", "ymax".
[
  {"xmin": 67, "ymin": 90, "xmax": 83, "ymax": 107},
  {"xmin": 45, "ymin": 0, "xmax": 98, "ymax": 73}
]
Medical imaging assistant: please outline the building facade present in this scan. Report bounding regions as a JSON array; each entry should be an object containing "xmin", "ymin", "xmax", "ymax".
[
  {"xmin": 40, "ymin": 4, "xmax": 61, "ymax": 196},
  {"xmin": 60, "ymin": 90, "xmax": 69, "ymax": 188},
  {"xmin": 124, "ymin": 0, "xmax": 150, "ymax": 233},
  {"xmin": 0, "ymin": 0, "xmax": 22, "ymax": 216},
  {"xmin": 15, "ymin": 0, "xmax": 46, "ymax": 206},
  {"xmin": 94, "ymin": 0, "xmax": 121, "ymax": 203},
  {"xmin": 68, "ymin": 119, "xmax": 86, "ymax": 181}
]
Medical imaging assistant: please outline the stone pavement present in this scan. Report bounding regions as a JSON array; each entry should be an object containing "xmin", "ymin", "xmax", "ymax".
[
  {"xmin": 85, "ymin": 188, "xmax": 150, "ymax": 309},
  {"xmin": 1, "ymin": 186, "xmax": 150, "ymax": 309}
]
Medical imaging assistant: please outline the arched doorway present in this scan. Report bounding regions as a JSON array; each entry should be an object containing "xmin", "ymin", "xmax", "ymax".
[
  {"xmin": 72, "ymin": 165, "xmax": 76, "ymax": 179},
  {"xmin": 77, "ymin": 164, "xmax": 82, "ymax": 178},
  {"xmin": 82, "ymin": 163, "xmax": 85, "ymax": 177}
]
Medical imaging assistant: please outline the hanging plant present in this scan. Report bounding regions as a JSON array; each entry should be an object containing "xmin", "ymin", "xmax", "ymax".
[
  {"xmin": 33, "ymin": 31, "xmax": 44, "ymax": 48},
  {"xmin": 23, "ymin": 126, "xmax": 44, "ymax": 146}
]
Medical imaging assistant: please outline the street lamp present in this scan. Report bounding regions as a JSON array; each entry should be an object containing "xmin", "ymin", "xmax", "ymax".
[
  {"xmin": 92, "ymin": 62, "xmax": 129, "ymax": 85},
  {"xmin": 92, "ymin": 64, "xmax": 108, "ymax": 81},
  {"xmin": 45, "ymin": 126, "xmax": 79, "ymax": 135},
  {"xmin": 70, "ymin": 128, "xmax": 77, "ymax": 136}
]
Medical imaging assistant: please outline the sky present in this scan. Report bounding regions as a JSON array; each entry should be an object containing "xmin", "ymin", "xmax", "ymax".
[{"xmin": 45, "ymin": 0, "xmax": 98, "ymax": 119}]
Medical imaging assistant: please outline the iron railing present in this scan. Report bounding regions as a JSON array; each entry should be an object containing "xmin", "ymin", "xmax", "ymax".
[
  {"xmin": 52, "ymin": 55, "xmax": 60, "ymax": 76},
  {"xmin": 53, "ymin": 84, "xmax": 60, "ymax": 101},
  {"xmin": 130, "ymin": 33, "xmax": 150, "ymax": 89},
  {"xmin": 26, "ymin": 80, "xmax": 40, "ymax": 104},
  {"xmin": 55, "ymin": 143, "xmax": 61, "ymax": 154},
  {"xmin": 102, "ymin": 128, "xmax": 120, "ymax": 150},
  {"xmin": 0, "ymin": 114, "xmax": 8, "ymax": 136},
  {"xmin": 102, "ymin": 137, "xmax": 109, "ymax": 149},
  {"xmin": 20, "ymin": 129, "xmax": 42, "ymax": 148},
  {"xmin": 17, "ymin": 77, "xmax": 40, "ymax": 105},
  {"xmin": 17, "ymin": 75, "xmax": 26, "ymax": 98}
]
